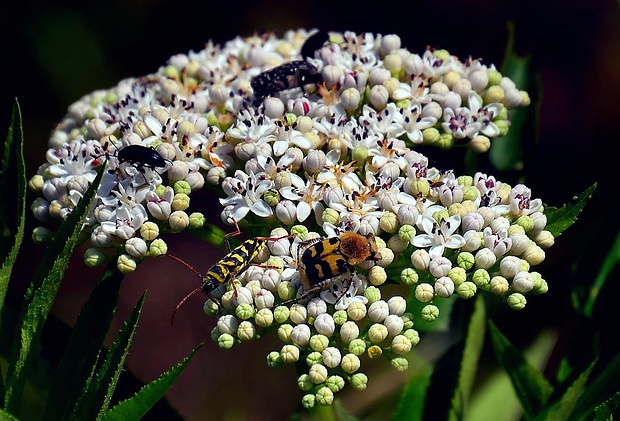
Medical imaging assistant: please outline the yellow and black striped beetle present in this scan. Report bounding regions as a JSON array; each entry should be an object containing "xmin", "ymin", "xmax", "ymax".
[{"xmin": 167, "ymin": 219, "xmax": 292, "ymax": 324}]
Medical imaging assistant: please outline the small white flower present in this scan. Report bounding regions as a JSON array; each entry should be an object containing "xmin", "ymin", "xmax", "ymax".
[{"xmin": 413, "ymin": 214, "xmax": 466, "ymax": 260}]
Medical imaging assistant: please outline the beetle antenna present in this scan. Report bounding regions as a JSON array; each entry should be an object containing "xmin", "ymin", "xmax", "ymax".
[
  {"xmin": 164, "ymin": 253, "xmax": 204, "ymax": 280},
  {"xmin": 171, "ymin": 285, "xmax": 202, "ymax": 326}
]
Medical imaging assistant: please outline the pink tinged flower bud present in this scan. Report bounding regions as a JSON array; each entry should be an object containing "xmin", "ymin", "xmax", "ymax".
[
  {"xmin": 388, "ymin": 296, "xmax": 407, "ymax": 315},
  {"xmin": 255, "ymin": 289, "xmax": 275, "ymax": 309},
  {"xmin": 32, "ymin": 198, "xmax": 51, "ymax": 222},
  {"xmin": 125, "ymin": 237, "xmax": 147, "ymax": 258},
  {"xmin": 342, "ymin": 70, "xmax": 368, "ymax": 92},
  {"xmin": 434, "ymin": 276, "xmax": 455, "ymax": 298},
  {"xmin": 263, "ymin": 97, "xmax": 285, "ymax": 118},
  {"xmin": 422, "ymin": 101, "xmax": 443, "ymax": 120},
  {"xmin": 462, "ymin": 230, "xmax": 482, "ymax": 252},
  {"xmin": 168, "ymin": 160, "xmax": 189, "ymax": 183},
  {"xmin": 369, "ymin": 85, "xmax": 389, "ymax": 110},
  {"xmin": 510, "ymin": 233, "xmax": 530, "ymax": 255},
  {"xmin": 442, "ymin": 91, "xmax": 462, "ymax": 110},
  {"xmin": 511, "ymin": 271, "xmax": 534, "ymax": 293},
  {"xmin": 429, "ymin": 257, "xmax": 452, "ymax": 278},
  {"xmin": 380, "ymin": 34, "xmax": 401, "ymax": 56}
]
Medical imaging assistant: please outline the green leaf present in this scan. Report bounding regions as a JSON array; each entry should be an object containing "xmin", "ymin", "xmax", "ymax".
[
  {"xmin": 582, "ymin": 224, "xmax": 620, "ymax": 317},
  {"xmin": 573, "ymin": 352, "xmax": 620, "ymax": 419},
  {"xmin": 392, "ymin": 364, "xmax": 432, "ymax": 421},
  {"xmin": 0, "ymin": 407, "xmax": 19, "ymax": 421},
  {"xmin": 100, "ymin": 344, "xmax": 203, "ymax": 421},
  {"xmin": 545, "ymin": 183, "xmax": 596, "ymax": 238},
  {"xmin": 488, "ymin": 321, "xmax": 554, "ymax": 418},
  {"xmin": 533, "ymin": 359, "xmax": 596, "ymax": 421},
  {"xmin": 415, "ymin": 297, "xmax": 486, "ymax": 421},
  {"xmin": 3, "ymin": 165, "xmax": 104, "ymax": 414},
  {"xmin": 449, "ymin": 295, "xmax": 486, "ymax": 419},
  {"xmin": 73, "ymin": 292, "xmax": 146, "ymax": 420},
  {"xmin": 42, "ymin": 263, "xmax": 124, "ymax": 420},
  {"xmin": 0, "ymin": 99, "xmax": 27, "ymax": 324},
  {"xmin": 593, "ymin": 389, "xmax": 620, "ymax": 421}
]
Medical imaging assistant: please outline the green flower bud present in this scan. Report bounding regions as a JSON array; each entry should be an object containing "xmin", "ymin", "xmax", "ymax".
[
  {"xmin": 217, "ymin": 333, "xmax": 235, "ymax": 350},
  {"xmin": 472, "ymin": 268, "xmax": 490, "ymax": 288},
  {"xmin": 315, "ymin": 386, "xmax": 334, "ymax": 406},
  {"xmin": 274, "ymin": 305, "xmax": 290, "ymax": 323},
  {"xmin": 321, "ymin": 208, "xmax": 340, "ymax": 225},
  {"xmin": 278, "ymin": 324, "xmax": 293, "ymax": 343},
  {"xmin": 401, "ymin": 313, "xmax": 415, "ymax": 329},
  {"xmin": 351, "ymin": 146, "xmax": 368, "ymax": 164},
  {"xmin": 515, "ymin": 215, "xmax": 534, "ymax": 232},
  {"xmin": 298, "ymin": 374, "xmax": 313, "ymax": 391},
  {"xmin": 348, "ymin": 338, "xmax": 366, "ymax": 356},
  {"xmin": 421, "ymin": 304, "xmax": 439, "ymax": 322},
  {"xmin": 188, "ymin": 212, "xmax": 206, "ymax": 229},
  {"xmin": 290, "ymin": 224, "xmax": 309, "ymax": 239},
  {"xmin": 391, "ymin": 357, "xmax": 409, "ymax": 371},
  {"xmin": 368, "ymin": 324, "xmax": 389, "ymax": 344},
  {"xmin": 349, "ymin": 373, "xmax": 368, "ymax": 390},
  {"xmin": 410, "ymin": 179, "xmax": 430, "ymax": 197},
  {"xmin": 507, "ymin": 292, "xmax": 527, "ymax": 310},
  {"xmin": 263, "ymin": 189, "xmax": 280, "ymax": 207},
  {"xmin": 380, "ymin": 211, "xmax": 399, "ymax": 233},
  {"xmin": 448, "ymin": 267, "xmax": 467, "ymax": 285},
  {"xmin": 84, "ymin": 248, "xmax": 107, "ymax": 267},
  {"xmin": 301, "ymin": 394, "xmax": 315, "ymax": 409},
  {"xmin": 368, "ymin": 265, "xmax": 388, "ymax": 286},
  {"xmin": 332, "ymin": 310, "xmax": 347, "ymax": 325},
  {"xmin": 457, "ymin": 252, "xmax": 475, "ymax": 270},
  {"xmin": 173, "ymin": 180, "xmax": 191, "ymax": 195},
  {"xmin": 400, "ymin": 267, "xmax": 419, "ymax": 285},
  {"xmin": 456, "ymin": 281, "xmax": 477, "ymax": 299},
  {"xmin": 490, "ymin": 276, "xmax": 509, "ymax": 295},
  {"xmin": 171, "ymin": 193, "xmax": 190, "ymax": 211},
  {"xmin": 326, "ymin": 375, "xmax": 345, "ymax": 393},
  {"xmin": 149, "ymin": 238, "xmax": 168, "ymax": 256},
  {"xmin": 310, "ymin": 334, "xmax": 330, "ymax": 352},
  {"xmin": 203, "ymin": 299, "xmax": 219, "ymax": 317},
  {"xmin": 32, "ymin": 226, "xmax": 53, "ymax": 244},
  {"xmin": 364, "ymin": 286, "xmax": 381, "ymax": 304},
  {"xmin": 277, "ymin": 281, "xmax": 296, "ymax": 301},
  {"xmin": 306, "ymin": 351, "xmax": 323, "ymax": 367},
  {"xmin": 235, "ymin": 303, "xmax": 255, "ymax": 320},
  {"xmin": 398, "ymin": 224, "xmax": 416, "ymax": 243},
  {"xmin": 404, "ymin": 328, "xmax": 420, "ymax": 346},
  {"xmin": 266, "ymin": 351, "xmax": 283, "ymax": 368},
  {"xmin": 422, "ymin": 127, "xmax": 440, "ymax": 144},
  {"xmin": 437, "ymin": 132, "xmax": 454, "ymax": 149}
]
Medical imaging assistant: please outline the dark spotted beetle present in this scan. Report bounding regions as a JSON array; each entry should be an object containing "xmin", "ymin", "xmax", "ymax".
[{"xmin": 251, "ymin": 31, "xmax": 330, "ymax": 101}]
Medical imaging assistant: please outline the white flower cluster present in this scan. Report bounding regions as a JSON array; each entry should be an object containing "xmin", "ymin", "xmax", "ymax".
[{"xmin": 26, "ymin": 28, "xmax": 548, "ymax": 404}]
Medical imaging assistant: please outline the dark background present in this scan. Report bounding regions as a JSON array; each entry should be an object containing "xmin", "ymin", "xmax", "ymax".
[{"xmin": 2, "ymin": 1, "xmax": 619, "ymax": 419}]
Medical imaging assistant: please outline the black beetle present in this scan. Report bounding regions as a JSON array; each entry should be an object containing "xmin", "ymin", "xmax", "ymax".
[
  {"xmin": 250, "ymin": 31, "xmax": 330, "ymax": 101},
  {"xmin": 117, "ymin": 144, "xmax": 168, "ymax": 174}
]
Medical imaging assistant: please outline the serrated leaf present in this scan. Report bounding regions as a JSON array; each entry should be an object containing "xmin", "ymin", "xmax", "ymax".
[
  {"xmin": 545, "ymin": 183, "xmax": 596, "ymax": 238},
  {"xmin": 3, "ymin": 166, "xmax": 104, "ymax": 414},
  {"xmin": 100, "ymin": 344, "xmax": 202, "ymax": 421},
  {"xmin": 0, "ymin": 407, "xmax": 19, "ymax": 421},
  {"xmin": 573, "ymin": 351, "xmax": 620, "ymax": 419},
  {"xmin": 488, "ymin": 321, "xmax": 554, "ymax": 418},
  {"xmin": 42, "ymin": 264, "xmax": 124, "ymax": 420},
  {"xmin": 0, "ymin": 99, "xmax": 27, "ymax": 324},
  {"xmin": 392, "ymin": 365, "xmax": 432, "ymax": 421},
  {"xmin": 593, "ymin": 389, "xmax": 620, "ymax": 421},
  {"xmin": 72, "ymin": 293, "xmax": 146, "ymax": 420},
  {"xmin": 533, "ymin": 359, "xmax": 596, "ymax": 421}
]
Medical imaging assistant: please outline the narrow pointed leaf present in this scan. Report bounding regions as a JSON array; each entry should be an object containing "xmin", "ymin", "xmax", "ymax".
[
  {"xmin": 3, "ymin": 166, "xmax": 104, "ymax": 413},
  {"xmin": 545, "ymin": 183, "xmax": 596, "ymax": 238},
  {"xmin": 72, "ymin": 293, "xmax": 146, "ymax": 420},
  {"xmin": 593, "ymin": 389, "xmax": 620, "ymax": 421},
  {"xmin": 100, "ymin": 344, "xmax": 203, "ymax": 421},
  {"xmin": 583, "ymin": 225, "xmax": 620, "ymax": 317},
  {"xmin": 392, "ymin": 365, "xmax": 432, "ymax": 421},
  {"xmin": 43, "ymin": 263, "xmax": 124, "ymax": 419},
  {"xmin": 573, "ymin": 351, "xmax": 620, "ymax": 419},
  {"xmin": 0, "ymin": 99, "xmax": 27, "ymax": 322},
  {"xmin": 488, "ymin": 321, "xmax": 554, "ymax": 418},
  {"xmin": 533, "ymin": 359, "xmax": 596, "ymax": 421}
]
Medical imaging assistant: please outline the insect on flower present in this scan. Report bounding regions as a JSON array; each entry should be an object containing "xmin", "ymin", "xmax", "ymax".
[
  {"xmin": 93, "ymin": 138, "xmax": 171, "ymax": 181},
  {"xmin": 167, "ymin": 219, "xmax": 293, "ymax": 324},
  {"xmin": 285, "ymin": 231, "xmax": 381, "ymax": 304},
  {"xmin": 250, "ymin": 30, "xmax": 330, "ymax": 101}
]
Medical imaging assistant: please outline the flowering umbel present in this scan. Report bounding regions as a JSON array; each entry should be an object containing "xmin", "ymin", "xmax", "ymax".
[{"xmin": 29, "ymin": 29, "xmax": 549, "ymax": 406}]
